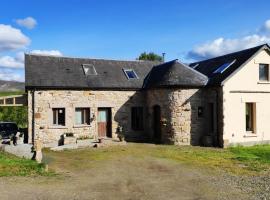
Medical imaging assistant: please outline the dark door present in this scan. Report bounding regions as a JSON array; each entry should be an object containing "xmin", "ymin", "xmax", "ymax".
[
  {"xmin": 98, "ymin": 108, "xmax": 112, "ymax": 138},
  {"xmin": 153, "ymin": 105, "xmax": 161, "ymax": 143}
]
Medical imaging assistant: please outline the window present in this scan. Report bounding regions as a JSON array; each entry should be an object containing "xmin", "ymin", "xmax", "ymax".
[
  {"xmin": 52, "ymin": 108, "xmax": 65, "ymax": 126},
  {"xmin": 75, "ymin": 108, "xmax": 90, "ymax": 125},
  {"xmin": 259, "ymin": 64, "xmax": 269, "ymax": 81},
  {"xmin": 123, "ymin": 69, "xmax": 138, "ymax": 79},
  {"xmin": 131, "ymin": 107, "xmax": 143, "ymax": 130},
  {"xmin": 246, "ymin": 103, "xmax": 256, "ymax": 133},
  {"xmin": 213, "ymin": 60, "xmax": 236, "ymax": 74},
  {"xmin": 190, "ymin": 63, "xmax": 199, "ymax": 69},
  {"xmin": 82, "ymin": 64, "xmax": 97, "ymax": 75}
]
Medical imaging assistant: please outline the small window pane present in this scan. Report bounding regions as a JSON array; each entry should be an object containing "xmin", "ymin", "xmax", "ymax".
[
  {"xmin": 259, "ymin": 64, "xmax": 269, "ymax": 81},
  {"xmin": 213, "ymin": 60, "xmax": 236, "ymax": 74},
  {"xmin": 82, "ymin": 64, "xmax": 97, "ymax": 75},
  {"xmin": 246, "ymin": 103, "xmax": 255, "ymax": 133},
  {"xmin": 75, "ymin": 108, "xmax": 90, "ymax": 125},
  {"xmin": 124, "ymin": 69, "xmax": 138, "ymax": 79},
  {"xmin": 75, "ymin": 109, "xmax": 82, "ymax": 124},
  {"xmin": 52, "ymin": 108, "xmax": 65, "ymax": 126}
]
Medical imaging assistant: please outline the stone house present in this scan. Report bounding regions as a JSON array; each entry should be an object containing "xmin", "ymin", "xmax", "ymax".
[{"xmin": 25, "ymin": 44, "xmax": 270, "ymax": 147}]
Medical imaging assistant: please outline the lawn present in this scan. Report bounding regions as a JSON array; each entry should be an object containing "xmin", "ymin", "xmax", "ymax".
[{"xmin": 0, "ymin": 151, "xmax": 50, "ymax": 176}]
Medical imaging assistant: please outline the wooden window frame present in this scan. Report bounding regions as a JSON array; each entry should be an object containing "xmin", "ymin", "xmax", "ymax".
[{"xmin": 245, "ymin": 103, "xmax": 256, "ymax": 134}]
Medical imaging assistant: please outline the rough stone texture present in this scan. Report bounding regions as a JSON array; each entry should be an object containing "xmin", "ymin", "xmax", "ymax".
[
  {"xmin": 28, "ymin": 90, "xmax": 146, "ymax": 146},
  {"xmin": 2, "ymin": 144, "xmax": 34, "ymax": 159},
  {"xmin": 147, "ymin": 88, "xmax": 217, "ymax": 145},
  {"xmin": 28, "ymin": 88, "xmax": 218, "ymax": 146}
]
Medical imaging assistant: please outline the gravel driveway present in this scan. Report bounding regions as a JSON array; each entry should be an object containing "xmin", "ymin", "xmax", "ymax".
[{"xmin": 0, "ymin": 144, "xmax": 268, "ymax": 200}]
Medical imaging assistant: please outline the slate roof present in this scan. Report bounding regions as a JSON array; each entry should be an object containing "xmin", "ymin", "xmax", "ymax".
[
  {"xmin": 190, "ymin": 44, "xmax": 270, "ymax": 86},
  {"xmin": 25, "ymin": 54, "xmax": 208, "ymax": 90},
  {"xmin": 25, "ymin": 54, "xmax": 160, "ymax": 90},
  {"xmin": 145, "ymin": 60, "xmax": 208, "ymax": 88}
]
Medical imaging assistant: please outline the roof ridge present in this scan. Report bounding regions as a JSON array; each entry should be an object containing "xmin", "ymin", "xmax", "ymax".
[
  {"xmin": 191, "ymin": 43, "xmax": 269, "ymax": 64},
  {"xmin": 25, "ymin": 53, "xmax": 161, "ymax": 64}
]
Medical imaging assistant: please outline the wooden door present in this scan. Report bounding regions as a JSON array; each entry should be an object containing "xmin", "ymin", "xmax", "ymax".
[
  {"xmin": 98, "ymin": 108, "xmax": 112, "ymax": 138},
  {"xmin": 153, "ymin": 105, "xmax": 161, "ymax": 143}
]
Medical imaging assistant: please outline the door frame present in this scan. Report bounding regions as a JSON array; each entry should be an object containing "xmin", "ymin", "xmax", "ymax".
[{"xmin": 97, "ymin": 107, "xmax": 112, "ymax": 138}]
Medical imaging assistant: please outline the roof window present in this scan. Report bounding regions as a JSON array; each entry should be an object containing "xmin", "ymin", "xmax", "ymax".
[
  {"xmin": 191, "ymin": 63, "xmax": 199, "ymax": 69},
  {"xmin": 213, "ymin": 60, "xmax": 236, "ymax": 74},
  {"xmin": 123, "ymin": 69, "xmax": 138, "ymax": 79},
  {"xmin": 82, "ymin": 64, "xmax": 97, "ymax": 75}
]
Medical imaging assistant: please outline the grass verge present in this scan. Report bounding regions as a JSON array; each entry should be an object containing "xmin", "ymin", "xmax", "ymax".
[{"xmin": 0, "ymin": 151, "xmax": 54, "ymax": 177}]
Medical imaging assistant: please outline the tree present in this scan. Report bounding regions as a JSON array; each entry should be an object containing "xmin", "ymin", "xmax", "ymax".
[{"xmin": 137, "ymin": 52, "xmax": 163, "ymax": 62}]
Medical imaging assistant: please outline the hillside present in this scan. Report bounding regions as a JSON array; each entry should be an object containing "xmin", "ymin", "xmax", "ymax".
[{"xmin": 0, "ymin": 80, "xmax": 25, "ymax": 92}]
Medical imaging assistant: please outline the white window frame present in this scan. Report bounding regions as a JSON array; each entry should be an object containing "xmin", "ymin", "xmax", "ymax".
[
  {"xmin": 123, "ymin": 69, "xmax": 139, "ymax": 80},
  {"xmin": 75, "ymin": 107, "xmax": 91, "ymax": 125},
  {"xmin": 52, "ymin": 108, "xmax": 66, "ymax": 126},
  {"xmin": 259, "ymin": 63, "xmax": 269, "ymax": 82}
]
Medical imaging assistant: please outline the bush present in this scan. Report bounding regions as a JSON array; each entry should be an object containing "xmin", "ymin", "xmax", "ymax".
[{"xmin": 0, "ymin": 106, "xmax": 27, "ymax": 128}]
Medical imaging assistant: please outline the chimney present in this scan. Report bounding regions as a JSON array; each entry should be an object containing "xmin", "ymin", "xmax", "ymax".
[{"xmin": 162, "ymin": 53, "xmax": 166, "ymax": 62}]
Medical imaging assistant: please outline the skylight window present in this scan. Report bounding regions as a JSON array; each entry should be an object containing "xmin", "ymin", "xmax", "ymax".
[
  {"xmin": 123, "ymin": 69, "xmax": 139, "ymax": 79},
  {"xmin": 191, "ymin": 63, "xmax": 199, "ymax": 69},
  {"xmin": 213, "ymin": 60, "xmax": 236, "ymax": 74},
  {"xmin": 82, "ymin": 64, "xmax": 97, "ymax": 75}
]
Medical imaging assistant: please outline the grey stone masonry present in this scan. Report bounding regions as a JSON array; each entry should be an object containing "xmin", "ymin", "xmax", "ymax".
[
  {"xmin": 147, "ymin": 88, "xmax": 217, "ymax": 145},
  {"xmin": 28, "ymin": 90, "xmax": 146, "ymax": 146},
  {"xmin": 28, "ymin": 88, "xmax": 218, "ymax": 147}
]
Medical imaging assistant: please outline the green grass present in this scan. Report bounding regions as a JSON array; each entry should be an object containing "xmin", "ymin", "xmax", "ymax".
[
  {"xmin": 0, "ymin": 151, "xmax": 53, "ymax": 177},
  {"xmin": 229, "ymin": 145, "xmax": 270, "ymax": 171},
  {"xmin": 0, "ymin": 91, "xmax": 24, "ymax": 97}
]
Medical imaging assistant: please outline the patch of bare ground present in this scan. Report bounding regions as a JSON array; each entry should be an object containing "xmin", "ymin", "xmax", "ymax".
[{"xmin": 0, "ymin": 144, "xmax": 267, "ymax": 200}]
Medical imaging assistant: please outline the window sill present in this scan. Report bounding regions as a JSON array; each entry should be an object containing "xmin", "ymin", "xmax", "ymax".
[
  {"xmin": 73, "ymin": 125, "xmax": 91, "ymax": 128},
  {"xmin": 244, "ymin": 133, "xmax": 257, "ymax": 138},
  {"xmin": 48, "ymin": 126, "xmax": 68, "ymax": 129},
  {"xmin": 257, "ymin": 81, "xmax": 270, "ymax": 84}
]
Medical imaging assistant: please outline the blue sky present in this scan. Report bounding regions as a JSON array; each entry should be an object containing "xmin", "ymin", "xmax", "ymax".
[{"xmin": 1, "ymin": 0, "xmax": 270, "ymax": 81}]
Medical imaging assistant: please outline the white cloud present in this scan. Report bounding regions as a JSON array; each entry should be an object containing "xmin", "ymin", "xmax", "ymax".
[
  {"xmin": 260, "ymin": 19, "xmax": 270, "ymax": 33},
  {"xmin": 0, "ymin": 52, "xmax": 24, "ymax": 68},
  {"xmin": 16, "ymin": 17, "xmax": 37, "ymax": 29},
  {"xmin": 30, "ymin": 50, "xmax": 63, "ymax": 56},
  {"xmin": 0, "ymin": 24, "xmax": 30, "ymax": 52},
  {"xmin": 0, "ymin": 68, "xmax": 24, "ymax": 82},
  {"xmin": 187, "ymin": 19, "xmax": 270, "ymax": 60}
]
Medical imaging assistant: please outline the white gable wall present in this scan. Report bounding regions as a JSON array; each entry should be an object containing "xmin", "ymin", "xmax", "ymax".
[{"xmin": 222, "ymin": 49, "xmax": 270, "ymax": 145}]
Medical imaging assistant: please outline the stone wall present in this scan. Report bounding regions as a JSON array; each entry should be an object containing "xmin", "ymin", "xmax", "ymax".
[
  {"xmin": 28, "ymin": 90, "xmax": 147, "ymax": 146},
  {"xmin": 147, "ymin": 88, "xmax": 218, "ymax": 145},
  {"xmin": 28, "ymin": 88, "xmax": 219, "ymax": 147}
]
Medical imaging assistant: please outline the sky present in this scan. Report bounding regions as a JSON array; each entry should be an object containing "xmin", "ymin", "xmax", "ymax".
[{"xmin": 1, "ymin": 0, "xmax": 270, "ymax": 82}]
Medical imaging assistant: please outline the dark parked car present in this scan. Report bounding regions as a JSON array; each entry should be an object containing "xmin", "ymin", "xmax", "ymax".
[{"xmin": 0, "ymin": 122, "xmax": 19, "ymax": 140}]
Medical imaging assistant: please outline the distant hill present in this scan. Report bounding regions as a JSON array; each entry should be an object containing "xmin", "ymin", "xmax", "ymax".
[{"xmin": 0, "ymin": 80, "xmax": 25, "ymax": 92}]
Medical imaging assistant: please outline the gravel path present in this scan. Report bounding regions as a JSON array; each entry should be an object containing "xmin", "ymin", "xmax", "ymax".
[{"xmin": 0, "ymin": 158, "xmax": 254, "ymax": 200}]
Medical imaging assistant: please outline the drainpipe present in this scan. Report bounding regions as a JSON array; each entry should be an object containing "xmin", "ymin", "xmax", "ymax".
[{"xmin": 31, "ymin": 89, "xmax": 35, "ymax": 144}]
